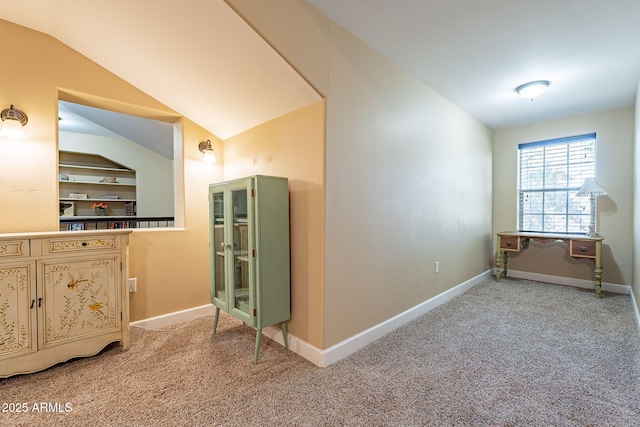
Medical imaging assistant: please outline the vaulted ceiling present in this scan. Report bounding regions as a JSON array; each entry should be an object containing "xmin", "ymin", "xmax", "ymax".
[
  {"xmin": 2, "ymin": 0, "xmax": 639, "ymax": 139},
  {"xmin": 0, "ymin": 0, "xmax": 320, "ymax": 140}
]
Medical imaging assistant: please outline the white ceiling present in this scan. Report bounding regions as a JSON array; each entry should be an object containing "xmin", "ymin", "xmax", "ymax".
[
  {"xmin": 305, "ymin": 0, "xmax": 640, "ymax": 129},
  {"xmin": 2, "ymin": 1, "xmax": 638, "ymax": 136},
  {"xmin": 0, "ymin": 0, "xmax": 320, "ymax": 140},
  {"xmin": 58, "ymin": 101, "xmax": 175, "ymax": 159}
]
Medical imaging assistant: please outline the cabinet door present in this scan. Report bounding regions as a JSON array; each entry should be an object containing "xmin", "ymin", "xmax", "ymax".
[
  {"xmin": 210, "ymin": 189, "xmax": 228, "ymax": 312},
  {"xmin": 209, "ymin": 179, "xmax": 255, "ymax": 324},
  {"xmin": 0, "ymin": 262, "xmax": 37, "ymax": 360},
  {"xmin": 228, "ymin": 181, "xmax": 254, "ymax": 323},
  {"xmin": 40, "ymin": 254, "xmax": 120, "ymax": 348}
]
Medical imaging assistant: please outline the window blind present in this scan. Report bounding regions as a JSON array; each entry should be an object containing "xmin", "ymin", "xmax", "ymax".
[{"xmin": 518, "ymin": 133, "xmax": 596, "ymax": 233}]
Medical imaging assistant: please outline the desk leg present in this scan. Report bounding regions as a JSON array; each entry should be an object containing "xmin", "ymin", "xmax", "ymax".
[
  {"xmin": 502, "ymin": 251, "xmax": 509, "ymax": 279},
  {"xmin": 594, "ymin": 266, "xmax": 603, "ymax": 298},
  {"xmin": 594, "ymin": 241, "xmax": 603, "ymax": 298},
  {"xmin": 495, "ymin": 250, "xmax": 509, "ymax": 281}
]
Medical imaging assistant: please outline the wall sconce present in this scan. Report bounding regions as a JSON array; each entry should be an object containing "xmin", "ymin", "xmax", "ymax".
[
  {"xmin": 198, "ymin": 139, "xmax": 217, "ymax": 164},
  {"xmin": 577, "ymin": 177, "xmax": 607, "ymax": 236},
  {"xmin": 0, "ymin": 105, "xmax": 28, "ymax": 140},
  {"xmin": 515, "ymin": 80, "xmax": 550, "ymax": 101}
]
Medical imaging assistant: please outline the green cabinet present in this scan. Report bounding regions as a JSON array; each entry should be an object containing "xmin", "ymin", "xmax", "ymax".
[{"xmin": 208, "ymin": 175, "xmax": 290, "ymax": 364}]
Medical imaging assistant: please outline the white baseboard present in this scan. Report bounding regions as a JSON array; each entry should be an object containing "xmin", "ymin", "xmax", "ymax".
[
  {"xmin": 261, "ymin": 325, "xmax": 325, "ymax": 367},
  {"xmin": 317, "ymin": 270, "xmax": 491, "ymax": 367},
  {"xmin": 630, "ymin": 287, "xmax": 640, "ymax": 338},
  {"xmin": 130, "ymin": 304, "xmax": 216, "ymax": 331},
  {"xmin": 133, "ymin": 270, "xmax": 640, "ymax": 367},
  {"xmin": 503, "ymin": 269, "xmax": 630, "ymax": 294},
  {"xmin": 128, "ymin": 271, "xmax": 491, "ymax": 367}
]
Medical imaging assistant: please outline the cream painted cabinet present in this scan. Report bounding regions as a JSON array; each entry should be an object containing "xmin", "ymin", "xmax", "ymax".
[
  {"xmin": 0, "ymin": 230, "xmax": 131, "ymax": 378},
  {"xmin": 208, "ymin": 175, "xmax": 290, "ymax": 364}
]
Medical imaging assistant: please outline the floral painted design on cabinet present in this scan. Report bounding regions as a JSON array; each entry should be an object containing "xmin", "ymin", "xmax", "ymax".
[
  {"xmin": 42, "ymin": 257, "xmax": 119, "ymax": 345},
  {"xmin": 0, "ymin": 264, "xmax": 33, "ymax": 355}
]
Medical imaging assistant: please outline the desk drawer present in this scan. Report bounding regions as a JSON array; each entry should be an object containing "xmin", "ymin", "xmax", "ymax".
[
  {"xmin": 570, "ymin": 239, "xmax": 596, "ymax": 258},
  {"xmin": 499, "ymin": 235, "xmax": 521, "ymax": 251}
]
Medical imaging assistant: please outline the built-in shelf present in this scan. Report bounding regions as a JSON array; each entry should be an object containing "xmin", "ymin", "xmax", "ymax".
[{"xmin": 59, "ymin": 151, "xmax": 137, "ymax": 226}]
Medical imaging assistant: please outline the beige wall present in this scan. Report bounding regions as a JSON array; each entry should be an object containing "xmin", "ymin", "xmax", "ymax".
[
  {"xmin": 223, "ymin": 100, "xmax": 326, "ymax": 348},
  {"xmin": 0, "ymin": 19, "xmax": 223, "ymax": 322},
  {"xmin": 322, "ymin": 26, "xmax": 493, "ymax": 346},
  {"xmin": 494, "ymin": 108, "xmax": 635, "ymax": 286},
  {"xmin": 228, "ymin": 0, "xmax": 494, "ymax": 348},
  {"xmin": 128, "ymin": 118, "xmax": 223, "ymax": 321}
]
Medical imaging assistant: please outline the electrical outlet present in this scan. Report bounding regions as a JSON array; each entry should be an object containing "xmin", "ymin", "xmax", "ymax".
[
  {"xmin": 435, "ymin": 261, "xmax": 440, "ymax": 274},
  {"xmin": 128, "ymin": 278, "xmax": 137, "ymax": 293}
]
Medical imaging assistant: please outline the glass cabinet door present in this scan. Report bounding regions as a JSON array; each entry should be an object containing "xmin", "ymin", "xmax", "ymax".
[
  {"xmin": 211, "ymin": 190, "xmax": 227, "ymax": 310},
  {"xmin": 231, "ymin": 188, "xmax": 250, "ymax": 317}
]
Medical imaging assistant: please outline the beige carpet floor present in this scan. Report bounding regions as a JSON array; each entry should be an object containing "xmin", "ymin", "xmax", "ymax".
[{"xmin": 1, "ymin": 278, "xmax": 639, "ymax": 426}]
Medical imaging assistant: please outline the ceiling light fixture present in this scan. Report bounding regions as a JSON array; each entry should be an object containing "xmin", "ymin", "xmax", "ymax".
[
  {"xmin": 198, "ymin": 139, "xmax": 217, "ymax": 164},
  {"xmin": 0, "ymin": 104, "xmax": 28, "ymax": 139},
  {"xmin": 515, "ymin": 80, "xmax": 550, "ymax": 101}
]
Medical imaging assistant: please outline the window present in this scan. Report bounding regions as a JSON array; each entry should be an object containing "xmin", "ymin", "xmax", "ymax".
[{"xmin": 518, "ymin": 133, "xmax": 596, "ymax": 234}]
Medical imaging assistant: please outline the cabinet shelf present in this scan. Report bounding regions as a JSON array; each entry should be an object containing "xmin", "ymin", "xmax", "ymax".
[
  {"xmin": 59, "ymin": 163, "xmax": 132, "ymax": 173},
  {"xmin": 59, "ymin": 180, "xmax": 135, "ymax": 186},
  {"xmin": 59, "ymin": 151, "xmax": 137, "ymax": 223}
]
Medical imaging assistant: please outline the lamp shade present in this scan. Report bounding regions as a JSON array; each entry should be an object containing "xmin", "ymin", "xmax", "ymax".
[
  {"xmin": 577, "ymin": 177, "xmax": 607, "ymax": 196},
  {"xmin": 202, "ymin": 148, "xmax": 217, "ymax": 164},
  {"xmin": 0, "ymin": 118, "xmax": 27, "ymax": 139},
  {"xmin": 198, "ymin": 139, "xmax": 217, "ymax": 164}
]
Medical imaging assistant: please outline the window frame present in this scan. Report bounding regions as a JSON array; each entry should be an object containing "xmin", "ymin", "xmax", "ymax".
[{"xmin": 517, "ymin": 133, "xmax": 596, "ymax": 235}]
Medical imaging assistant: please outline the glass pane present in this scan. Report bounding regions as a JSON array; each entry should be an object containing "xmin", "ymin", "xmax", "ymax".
[
  {"xmin": 544, "ymin": 165, "xmax": 568, "ymax": 188},
  {"xmin": 544, "ymin": 191, "xmax": 567, "ymax": 215},
  {"xmin": 568, "ymin": 192, "xmax": 589, "ymax": 214},
  {"xmin": 568, "ymin": 214, "xmax": 589, "ymax": 233},
  {"xmin": 232, "ymin": 189, "xmax": 250, "ymax": 314},
  {"xmin": 521, "ymin": 214, "xmax": 543, "ymax": 232},
  {"xmin": 212, "ymin": 192, "xmax": 226, "ymax": 302},
  {"xmin": 543, "ymin": 214, "xmax": 567, "ymax": 233},
  {"xmin": 521, "ymin": 192, "xmax": 543, "ymax": 214}
]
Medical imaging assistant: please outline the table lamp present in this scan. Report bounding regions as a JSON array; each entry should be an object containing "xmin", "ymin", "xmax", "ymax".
[{"xmin": 577, "ymin": 177, "xmax": 607, "ymax": 236}]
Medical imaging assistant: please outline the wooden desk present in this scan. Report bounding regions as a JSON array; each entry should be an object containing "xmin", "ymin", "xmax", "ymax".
[{"xmin": 495, "ymin": 231, "xmax": 604, "ymax": 296}]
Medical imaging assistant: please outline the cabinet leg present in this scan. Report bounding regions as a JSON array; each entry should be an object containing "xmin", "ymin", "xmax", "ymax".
[
  {"xmin": 282, "ymin": 322, "xmax": 289, "ymax": 350},
  {"xmin": 254, "ymin": 328, "xmax": 262, "ymax": 365},
  {"xmin": 213, "ymin": 307, "xmax": 220, "ymax": 334}
]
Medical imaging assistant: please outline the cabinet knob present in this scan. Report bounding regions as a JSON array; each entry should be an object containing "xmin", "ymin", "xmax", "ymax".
[
  {"xmin": 506, "ymin": 241, "xmax": 512, "ymax": 247},
  {"xmin": 580, "ymin": 245, "xmax": 588, "ymax": 252}
]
